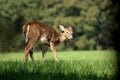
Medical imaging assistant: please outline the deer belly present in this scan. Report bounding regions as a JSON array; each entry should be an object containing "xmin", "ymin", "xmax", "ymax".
[{"xmin": 40, "ymin": 37, "xmax": 48, "ymax": 44}]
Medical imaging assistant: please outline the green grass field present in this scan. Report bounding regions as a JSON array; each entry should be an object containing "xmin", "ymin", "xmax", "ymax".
[{"xmin": 0, "ymin": 51, "xmax": 118, "ymax": 80}]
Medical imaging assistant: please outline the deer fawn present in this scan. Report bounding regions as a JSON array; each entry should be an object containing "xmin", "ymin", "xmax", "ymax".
[{"xmin": 23, "ymin": 21, "xmax": 73, "ymax": 62}]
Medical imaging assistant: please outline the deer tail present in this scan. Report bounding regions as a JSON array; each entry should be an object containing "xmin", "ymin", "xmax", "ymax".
[
  {"xmin": 23, "ymin": 24, "xmax": 30, "ymax": 44},
  {"xmin": 25, "ymin": 25, "xmax": 30, "ymax": 43}
]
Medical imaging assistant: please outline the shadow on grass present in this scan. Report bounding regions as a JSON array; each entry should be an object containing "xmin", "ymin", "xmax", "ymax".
[
  {"xmin": 0, "ymin": 72, "xmax": 116, "ymax": 80},
  {"xmin": 0, "ymin": 59, "xmax": 117, "ymax": 80}
]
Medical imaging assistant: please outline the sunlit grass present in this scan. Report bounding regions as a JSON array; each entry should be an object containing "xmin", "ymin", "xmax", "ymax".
[
  {"xmin": 0, "ymin": 50, "xmax": 117, "ymax": 61},
  {"xmin": 0, "ymin": 50, "xmax": 117, "ymax": 80}
]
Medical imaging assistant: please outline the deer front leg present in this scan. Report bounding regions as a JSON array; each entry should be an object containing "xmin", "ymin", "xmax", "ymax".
[{"xmin": 50, "ymin": 42, "xmax": 58, "ymax": 62}]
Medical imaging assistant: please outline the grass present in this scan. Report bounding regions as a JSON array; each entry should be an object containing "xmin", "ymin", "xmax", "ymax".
[
  {"xmin": 0, "ymin": 50, "xmax": 117, "ymax": 61},
  {"xmin": 0, "ymin": 50, "xmax": 118, "ymax": 80}
]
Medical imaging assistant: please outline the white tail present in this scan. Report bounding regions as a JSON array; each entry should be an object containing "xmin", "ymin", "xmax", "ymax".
[
  {"xmin": 23, "ymin": 21, "xmax": 73, "ymax": 62},
  {"xmin": 25, "ymin": 25, "xmax": 30, "ymax": 43}
]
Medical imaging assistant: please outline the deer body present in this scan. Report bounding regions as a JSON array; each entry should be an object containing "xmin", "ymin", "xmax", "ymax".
[{"xmin": 23, "ymin": 21, "xmax": 73, "ymax": 62}]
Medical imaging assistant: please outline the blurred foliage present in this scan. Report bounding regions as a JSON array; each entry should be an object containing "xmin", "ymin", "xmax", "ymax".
[{"xmin": 0, "ymin": 0, "xmax": 116, "ymax": 52}]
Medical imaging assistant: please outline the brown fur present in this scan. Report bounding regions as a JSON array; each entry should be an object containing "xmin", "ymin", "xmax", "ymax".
[
  {"xmin": 23, "ymin": 21, "xmax": 60, "ymax": 45},
  {"xmin": 23, "ymin": 21, "xmax": 73, "ymax": 62}
]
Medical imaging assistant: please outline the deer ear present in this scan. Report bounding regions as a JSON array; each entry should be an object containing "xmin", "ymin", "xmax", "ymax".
[
  {"xmin": 69, "ymin": 26, "xmax": 73, "ymax": 31},
  {"xmin": 59, "ymin": 25, "xmax": 65, "ymax": 31}
]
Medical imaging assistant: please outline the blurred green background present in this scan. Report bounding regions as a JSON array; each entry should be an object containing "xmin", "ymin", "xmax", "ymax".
[{"xmin": 0, "ymin": 0, "xmax": 117, "ymax": 52}]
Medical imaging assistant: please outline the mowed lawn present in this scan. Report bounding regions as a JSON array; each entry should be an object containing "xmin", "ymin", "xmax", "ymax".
[{"xmin": 0, "ymin": 51, "xmax": 118, "ymax": 80}]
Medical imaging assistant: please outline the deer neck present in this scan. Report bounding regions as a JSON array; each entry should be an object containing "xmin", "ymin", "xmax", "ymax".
[{"xmin": 59, "ymin": 33, "xmax": 66, "ymax": 42}]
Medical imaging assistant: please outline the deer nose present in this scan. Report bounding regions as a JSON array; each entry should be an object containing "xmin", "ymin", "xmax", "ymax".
[{"xmin": 69, "ymin": 36, "xmax": 73, "ymax": 40}]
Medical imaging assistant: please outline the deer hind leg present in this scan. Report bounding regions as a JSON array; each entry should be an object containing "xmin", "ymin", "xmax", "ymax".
[
  {"xmin": 25, "ymin": 37, "xmax": 38, "ymax": 62},
  {"xmin": 29, "ymin": 48, "xmax": 34, "ymax": 61},
  {"xmin": 41, "ymin": 45, "xmax": 47, "ymax": 61}
]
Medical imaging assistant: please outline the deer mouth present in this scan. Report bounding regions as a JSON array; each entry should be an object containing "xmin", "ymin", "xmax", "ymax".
[
  {"xmin": 68, "ymin": 36, "xmax": 73, "ymax": 41},
  {"xmin": 69, "ymin": 38, "xmax": 73, "ymax": 41}
]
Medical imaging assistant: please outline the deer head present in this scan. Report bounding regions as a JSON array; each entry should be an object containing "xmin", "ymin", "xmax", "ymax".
[{"xmin": 59, "ymin": 25, "xmax": 73, "ymax": 40}]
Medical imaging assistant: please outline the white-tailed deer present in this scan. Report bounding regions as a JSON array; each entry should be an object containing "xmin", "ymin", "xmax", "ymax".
[{"xmin": 23, "ymin": 21, "xmax": 73, "ymax": 62}]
